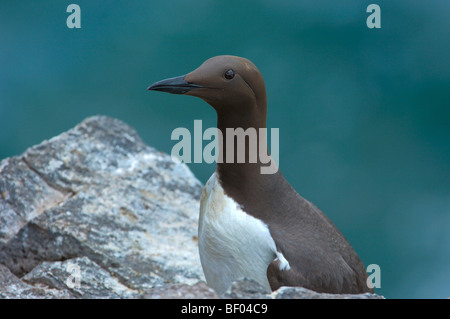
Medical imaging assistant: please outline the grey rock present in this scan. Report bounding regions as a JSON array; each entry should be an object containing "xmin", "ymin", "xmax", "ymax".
[
  {"xmin": 224, "ymin": 278, "xmax": 271, "ymax": 299},
  {"xmin": 0, "ymin": 263, "xmax": 71, "ymax": 299},
  {"xmin": 0, "ymin": 115, "xmax": 384, "ymax": 299},
  {"xmin": 0, "ymin": 157, "xmax": 67, "ymax": 244},
  {"xmin": 270, "ymin": 286, "xmax": 384, "ymax": 299},
  {"xmin": 0, "ymin": 116, "xmax": 204, "ymax": 298},
  {"xmin": 22, "ymin": 257, "xmax": 138, "ymax": 298},
  {"xmin": 223, "ymin": 278, "xmax": 384, "ymax": 299},
  {"xmin": 142, "ymin": 281, "xmax": 218, "ymax": 299}
]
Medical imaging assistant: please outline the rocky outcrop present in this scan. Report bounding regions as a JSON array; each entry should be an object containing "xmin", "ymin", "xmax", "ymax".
[
  {"xmin": 0, "ymin": 116, "xmax": 383, "ymax": 299},
  {"xmin": 0, "ymin": 116, "xmax": 203, "ymax": 298}
]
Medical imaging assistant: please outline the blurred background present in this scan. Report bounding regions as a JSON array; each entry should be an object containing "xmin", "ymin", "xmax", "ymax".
[{"xmin": 1, "ymin": 0, "xmax": 449, "ymax": 298}]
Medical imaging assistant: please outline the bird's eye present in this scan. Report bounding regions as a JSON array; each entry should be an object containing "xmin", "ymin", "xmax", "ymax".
[{"xmin": 224, "ymin": 69, "xmax": 235, "ymax": 80}]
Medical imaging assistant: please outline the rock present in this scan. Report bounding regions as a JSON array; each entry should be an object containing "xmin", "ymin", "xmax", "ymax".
[
  {"xmin": 223, "ymin": 278, "xmax": 384, "ymax": 299},
  {"xmin": 270, "ymin": 286, "xmax": 383, "ymax": 299},
  {"xmin": 0, "ymin": 116, "xmax": 204, "ymax": 298},
  {"xmin": 22, "ymin": 257, "xmax": 138, "ymax": 298},
  {"xmin": 142, "ymin": 282, "xmax": 218, "ymax": 299},
  {"xmin": 0, "ymin": 115, "xmax": 384, "ymax": 299},
  {"xmin": 224, "ymin": 278, "xmax": 271, "ymax": 299},
  {"xmin": 0, "ymin": 263, "xmax": 72, "ymax": 299}
]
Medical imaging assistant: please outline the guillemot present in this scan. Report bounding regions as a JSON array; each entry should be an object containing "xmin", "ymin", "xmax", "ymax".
[{"xmin": 148, "ymin": 55, "xmax": 372, "ymax": 295}]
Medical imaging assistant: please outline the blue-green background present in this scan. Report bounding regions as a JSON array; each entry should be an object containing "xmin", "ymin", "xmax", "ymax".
[{"xmin": 1, "ymin": 1, "xmax": 449, "ymax": 298}]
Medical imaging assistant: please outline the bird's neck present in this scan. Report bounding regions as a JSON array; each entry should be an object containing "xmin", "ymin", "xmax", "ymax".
[{"xmin": 215, "ymin": 103, "xmax": 276, "ymax": 200}]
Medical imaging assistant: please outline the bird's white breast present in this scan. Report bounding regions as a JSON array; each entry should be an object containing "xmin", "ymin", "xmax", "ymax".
[{"xmin": 198, "ymin": 172, "xmax": 289, "ymax": 295}]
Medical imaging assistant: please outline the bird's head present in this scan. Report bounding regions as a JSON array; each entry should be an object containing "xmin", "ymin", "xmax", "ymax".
[{"xmin": 148, "ymin": 55, "xmax": 267, "ymax": 124}]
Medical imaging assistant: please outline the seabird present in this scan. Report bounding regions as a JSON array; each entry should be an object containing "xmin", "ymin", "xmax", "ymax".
[{"xmin": 148, "ymin": 55, "xmax": 372, "ymax": 295}]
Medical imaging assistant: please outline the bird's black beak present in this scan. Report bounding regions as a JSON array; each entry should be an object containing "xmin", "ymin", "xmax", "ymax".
[{"xmin": 147, "ymin": 75, "xmax": 203, "ymax": 95}]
